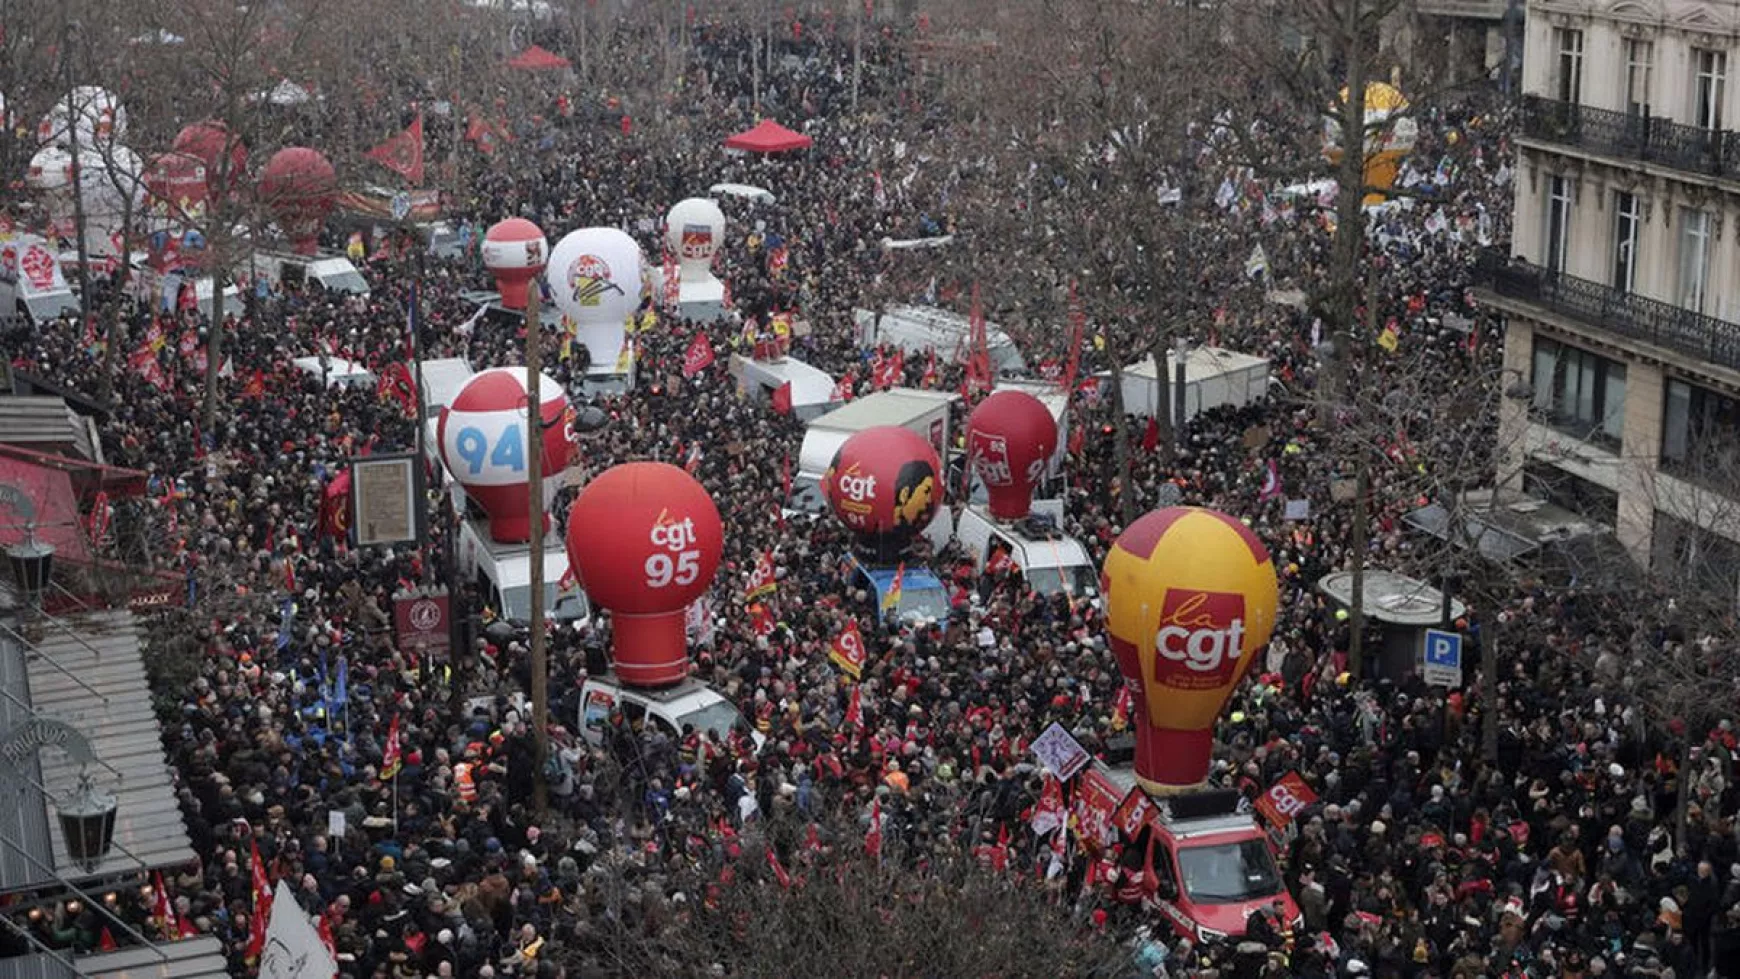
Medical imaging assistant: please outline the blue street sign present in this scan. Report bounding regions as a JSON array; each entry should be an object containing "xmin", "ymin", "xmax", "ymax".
[{"xmin": 1423, "ymin": 629, "xmax": 1462, "ymax": 668}]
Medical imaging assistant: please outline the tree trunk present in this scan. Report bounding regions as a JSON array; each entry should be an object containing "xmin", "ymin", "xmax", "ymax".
[
  {"xmin": 1676, "ymin": 725, "xmax": 1695, "ymax": 847},
  {"xmin": 1322, "ymin": 0, "xmax": 1369, "ymax": 419},
  {"xmin": 1108, "ymin": 361, "xmax": 1135, "ymax": 527},
  {"xmin": 1480, "ymin": 592, "xmax": 1500, "ymax": 764},
  {"xmin": 1148, "ymin": 334, "xmax": 1173, "ymax": 462}
]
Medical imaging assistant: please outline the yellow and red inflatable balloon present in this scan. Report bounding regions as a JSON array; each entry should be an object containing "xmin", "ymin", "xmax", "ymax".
[{"xmin": 1101, "ymin": 507, "xmax": 1278, "ymax": 795}]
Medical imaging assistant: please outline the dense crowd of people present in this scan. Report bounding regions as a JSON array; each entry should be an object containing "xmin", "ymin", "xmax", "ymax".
[{"xmin": 1, "ymin": 10, "xmax": 1738, "ymax": 979}]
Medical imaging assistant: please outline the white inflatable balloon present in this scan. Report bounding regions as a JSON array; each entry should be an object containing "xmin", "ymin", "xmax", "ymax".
[
  {"xmin": 546, "ymin": 228, "xmax": 644, "ymax": 373},
  {"xmin": 26, "ymin": 146, "xmax": 74, "ymax": 197},
  {"xmin": 664, "ymin": 198, "xmax": 725, "ymax": 280},
  {"xmin": 37, "ymin": 87, "xmax": 127, "ymax": 149}
]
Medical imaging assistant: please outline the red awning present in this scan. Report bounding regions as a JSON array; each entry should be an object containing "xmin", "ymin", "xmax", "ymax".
[
  {"xmin": 0, "ymin": 455, "xmax": 90, "ymax": 562},
  {"xmin": 0, "ymin": 443, "xmax": 148, "ymax": 500},
  {"xmin": 507, "ymin": 45, "xmax": 571, "ymax": 71},
  {"xmin": 723, "ymin": 119, "xmax": 814, "ymax": 154}
]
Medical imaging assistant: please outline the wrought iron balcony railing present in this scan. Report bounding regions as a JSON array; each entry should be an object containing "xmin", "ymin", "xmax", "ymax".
[
  {"xmin": 1520, "ymin": 95, "xmax": 1740, "ymax": 180},
  {"xmin": 1476, "ymin": 249, "xmax": 1740, "ymax": 373}
]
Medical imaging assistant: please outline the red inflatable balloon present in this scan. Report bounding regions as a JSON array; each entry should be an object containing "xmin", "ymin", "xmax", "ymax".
[
  {"xmin": 258, "ymin": 147, "xmax": 337, "ymax": 255},
  {"xmin": 481, "ymin": 218, "xmax": 549, "ymax": 310},
  {"xmin": 823, "ymin": 426, "xmax": 942, "ymax": 552},
  {"xmin": 436, "ymin": 368, "xmax": 573, "ymax": 543},
  {"xmin": 566, "ymin": 463, "xmax": 723, "ymax": 687},
  {"xmin": 966, "ymin": 390, "xmax": 1057, "ymax": 520},
  {"xmin": 171, "ymin": 121, "xmax": 247, "ymax": 193}
]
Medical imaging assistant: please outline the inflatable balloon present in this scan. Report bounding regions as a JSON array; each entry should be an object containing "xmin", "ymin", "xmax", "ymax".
[
  {"xmin": 26, "ymin": 146, "xmax": 73, "ymax": 198},
  {"xmin": 547, "ymin": 228, "xmax": 643, "ymax": 373},
  {"xmin": 664, "ymin": 198, "xmax": 725, "ymax": 278},
  {"xmin": 1101, "ymin": 507, "xmax": 1278, "ymax": 795},
  {"xmin": 481, "ymin": 218, "xmax": 548, "ymax": 310},
  {"xmin": 258, "ymin": 147, "xmax": 337, "ymax": 255},
  {"xmin": 565, "ymin": 462, "xmax": 723, "ymax": 687},
  {"xmin": 37, "ymin": 87, "xmax": 125, "ymax": 149},
  {"xmin": 1324, "ymin": 83, "xmax": 1417, "ymax": 208},
  {"xmin": 966, "ymin": 390, "xmax": 1057, "ymax": 520},
  {"xmin": 823, "ymin": 426, "xmax": 942, "ymax": 560},
  {"xmin": 437, "ymin": 368, "xmax": 573, "ymax": 543},
  {"xmin": 144, "ymin": 152, "xmax": 209, "ymax": 222},
  {"xmin": 172, "ymin": 121, "xmax": 248, "ymax": 194}
]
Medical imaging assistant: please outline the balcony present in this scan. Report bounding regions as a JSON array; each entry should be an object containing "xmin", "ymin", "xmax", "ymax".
[
  {"xmin": 1520, "ymin": 95, "xmax": 1740, "ymax": 181},
  {"xmin": 1476, "ymin": 250, "xmax": 1740, "ymax": 372},
  {"xmin": 1416, "ymin": 0, "xmax": 1508, "ymax": 18}
]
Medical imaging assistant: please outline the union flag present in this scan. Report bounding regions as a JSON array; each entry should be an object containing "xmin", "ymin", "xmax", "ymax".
[{"xmin": 366, "ymin": 113, "xmax": 425, "ymax": 185}]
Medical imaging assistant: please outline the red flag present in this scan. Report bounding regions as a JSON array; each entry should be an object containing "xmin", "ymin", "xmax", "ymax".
[
  {"xmin": 682, "ymin": 332, "xmax": 715, "ymax": 377},
  {"xmin": 1259, "ymin": 458, "xmax": 1283, "ymax": 501},
  {"xmin": 151, "ymin": 871, "xmax": 180, "ymax": 940},
  {"xmin": 381, "ymin": 713, "xmax": 403, "ymax": 779},
  {"xmin": 748, "ymin": 602, "xmax": 776, "ymax": 638},
  {"xmin": 828, "ymin": 620, "xmax": 867, "ymax": 679},
  {"xmin": 321, "ymin": 470, "xmax": 352, "ymax": 540},
  {"xmin": 865, "ymin": 799, "xmax": 883, "ymax": 858},
  {"xmin": 1068, "ymin": 423, "xmax": 1085, "ymax": 456},
  {"xmin": 244, "ymin": 369, "xmax": 267, "ymax": 398},
  {"xmin": 98, "ymin": 927, "xmax": 117, "ymax": 952},
  {"xmin": 367, "ymin": 112, "xmax": 425, "ymax": 185},
  {"xmin": 919, "ymin": 349, "xmax": 938, "ymax": 389},
  {"xmin": 844, "ymin": 685, "xmax": 863, "ymax": 728},
  {"xmin": 872, "ymin": 349, "xmax": 903, "ymax": 390},
  {"xmin": 379, "ymin": 362, "xmax": 417, "ymax": 417},
  {"xmin": 1141, "ymin": 417, "xmax": 1159, "ymax": 453},
  {"xmin": 965, "ymin": 283, "xmax": 992, "ymax": 398},
  {"xmin": 1062, "ymin": 280, "xmax": 1086, "ymax": 395},
  {"xmin": 317, "ymin": 913, "xmax": 338, "ymax": 958},
  {"xmin": 746, "ymin": 550, "xmax": 777, "ymax": 600},
  {"xmin": 662, "ymin": 248, "xmax": 681, "ymax": 312},
  {"xmin": 830, "ymin": 371, "xmax": 855, "ymax": 403},
  {"xmin": 246, "ymin": 839, "xmax": 272, "ymax": 961},
  {"xmin": 771, "ymin": 380, "xmax": 793, "ymax": 415},
  {"xmin": 465, "ymin": 111, "xmax": 498, "ymax": 154},
  {"xmin": 1112, "ymin": 684, "xmax": 1132, "ymax": 729},
  {"xmin": 767, "ymin": 846, "xmax": 792, "ymax": 888}
]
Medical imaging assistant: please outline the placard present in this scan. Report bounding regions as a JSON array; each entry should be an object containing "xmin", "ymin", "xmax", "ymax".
[
  {"xmin": 351, "ymin": 453, "xmax": 420, "ymax": 546},
  {"xmin": 1030, "ymin": 722, "xmax": 1091, "ymax": 781}
]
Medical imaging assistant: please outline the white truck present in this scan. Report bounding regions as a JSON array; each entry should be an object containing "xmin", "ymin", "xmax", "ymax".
[
  {"xmin": 1105, "ymin": 347, "xmax": 1271, "ymax": 422},
  {"xmin": 731, "ymin": 352, "xmax": 837, "ymax": 422},
  {"xmin": 953, "ymin": 505, "xmax": 1099, "ymax": 602},
  {"xmin": 854, "ymin": 304, "xmax": 1028, "ymax": 377},
  {"xmin": 789, "ymin": 387, "xmax": 957, "ymax": 553},
  {"xmin": 456, "ymin": 515, "xmax": 589, "ymax": 630},
  {"xmin": 0, "ymin": 233, "xmax": 81, "ymax": 325},
  {"xmin": 252, "ymin": 248, "xmax": 371, "ymax": 296}
]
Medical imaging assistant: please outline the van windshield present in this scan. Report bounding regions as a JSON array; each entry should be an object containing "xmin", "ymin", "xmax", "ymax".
[
  {"xmin": 989, "ymin": 343, "xmax": 1027, "ymax": 375},
  {"xmin": 1176, "ymin": 839, "xmax": 1284, "ymax": 904},
  {"xmin": 318, "ymin": 270, "xmax": 370, "ymax": 294},
  {"xmin": 500, "ymin": 582, "xmax": 588, "ymax": 623},
  {"xmin": 676, "ymin": 701, "xmax": 749, "ymax": 742},
  {"xmin": 1024, "ymin": 565, "xmax": 1100, "ymax": 599},
  {"xmin": 898, "ymin": 584, "xmax": 951, "ymax": 623}
]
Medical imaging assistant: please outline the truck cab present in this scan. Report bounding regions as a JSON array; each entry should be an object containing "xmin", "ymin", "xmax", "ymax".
[
  {"xmin": 457, "ymin": 516, "xmax": 590, "ymax": 635},
  {"xmin": 845, "ymin": 553, "xmax": 951, "ymax": 627},
  {"xmin": 253, "ymin": 248, "xmax": 371, "ymax": 297},
  {"xmin": 1080, "ymin": 764, "xmax": 1300, "ymax": 944},
  {"xmin": 953, "ymin": 506, "xmax": 1098, "ymax": 603},
  {"xmin": 578, "ymin": 673, "xmax": 762, "ymax": 750},
  {"xmin": 0, "ymin": 234, "xmax": 81, "ymax": 325}
]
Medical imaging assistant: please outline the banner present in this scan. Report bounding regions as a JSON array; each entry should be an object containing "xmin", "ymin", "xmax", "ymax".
[
  {"xmin": 683, "ymin": 332, "xmax": 715, "ymax": 377},
  {"xmin": 1253, "ymin": 770, "xmax": 1317, "ymax": 829},
  {"xmin": 392, "ymin": 590, "xmax": 450, "ymax": 657},
  {"xmin": 258, "ymin": 879, "xmax": 339, "ymax": 979},
  {"xmin": 828, "ymin": 620, "xmax": 867, "ymax": 679}
]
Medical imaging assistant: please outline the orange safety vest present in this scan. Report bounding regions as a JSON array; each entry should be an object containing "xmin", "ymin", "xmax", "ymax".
[{"xmin": 454, "ymin": 762, "xmax": 477, "ymax": 804}]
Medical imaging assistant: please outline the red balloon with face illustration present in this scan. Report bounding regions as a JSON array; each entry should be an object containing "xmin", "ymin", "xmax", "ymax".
[
  {"xmin": 566, "ymin": 462, "xmax": 723, "ymax": 687},
  {"xmin": 172, "ymin": 121, "xmax": 248, "ymax": 195},
  {"xmin": 823, "ymin": 426, "xmax": 942, "ymax": 551},
  {"xmin": 966, "ymin": 390, "xmax": 1057, "ymax": 520}
]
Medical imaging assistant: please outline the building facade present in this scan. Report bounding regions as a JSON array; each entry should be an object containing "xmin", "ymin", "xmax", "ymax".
[{"xmin": 1480, "ymin": 0, "xmax": 1740, "ymax": 595}]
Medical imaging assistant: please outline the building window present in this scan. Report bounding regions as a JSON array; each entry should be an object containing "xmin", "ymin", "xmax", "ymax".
[
  {"xmin": 1612, "ymin": 191, "xmax": 1640, "ymax": 293},
  {"xmin": 1545, "ymin": 176, "xmax": 1572, "ymax": 274},
  {"xmin": 1523, "ymin": 462, "xmax": 1618, "ymax": 527},
  {"xmin": 1694, "ymin": 48, "xmax": 1726, "ymax": 130},
  {"xmin": 1624, "ymin": 38, "xmax": 1653, "ymax": 116},
  {"xmin": 1532, "ymin": 337, "xmax": 1626, "ymax": 448},
  {"xmin": 1661, "ymin": 377, "xmax": 1740, "ymax": 479},
  {"xmin": 1651, "ymin": 512, "xmax": 1740, "ymax": 608},
  {"xmin": 1556, "ymin": 29, "xmax": 1584, "ymax": 104},
  {"xmin": 1678, "ymin": 208, "xmax": 1712, "ymax": 312}
]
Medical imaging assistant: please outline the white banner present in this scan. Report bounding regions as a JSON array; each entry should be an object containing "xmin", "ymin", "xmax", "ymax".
[{"xmin": 259, "ymin": 880, "xmax": 336, "ymax": 979}]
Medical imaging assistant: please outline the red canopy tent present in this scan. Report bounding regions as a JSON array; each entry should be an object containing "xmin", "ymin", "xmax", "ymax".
[
  {"xmin": 724, "ymin": 120, "xmax": 814, "ymax": 154},
  {"xmin": 507, "ymin": 45, "xmax": 571, "ymax": 71}
]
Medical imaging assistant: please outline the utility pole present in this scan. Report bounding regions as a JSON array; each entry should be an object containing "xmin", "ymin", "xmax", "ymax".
[
  {"xmin": 525, "ymin": 287, "xmax": 549, "ymax": 817},
  {"xmin": 851, "ymin": 0, "xmax": 863, "ymax": 112}
]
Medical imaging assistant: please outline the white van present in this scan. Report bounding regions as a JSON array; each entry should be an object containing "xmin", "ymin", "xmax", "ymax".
[
  {"xmin": 292, "ymin": 355, "xmax": 376, "ymax": 390},
  {"xmin": 954, "ymin": 506, "xmax": 1099, "ymax": 602},
  {"xmin": 0, "ymin": 234, "xmax": 81, "ymax": 325},
  {"xmin": 253, "ymin": 249, "xmax": 371, "ymax": 296},
  {"xmin": 457, "ymin": 515, "xmax": 589, "ymax": 627},
  {"xmin": 578, "ymin": 673, "xmax": 763, "ymax": 750},
  {"xmin": 854, "ymin": 304, "xmax": 1027, "ymax": 376},
  {"xmin": 731, "ymin": 353, "xmax": 836, "ymax": 422}
]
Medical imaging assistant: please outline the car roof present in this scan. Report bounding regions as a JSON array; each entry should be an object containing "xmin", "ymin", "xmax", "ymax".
[{"xmin": 588, "ymin": 674, "xmax": 722, "ymax": 710}]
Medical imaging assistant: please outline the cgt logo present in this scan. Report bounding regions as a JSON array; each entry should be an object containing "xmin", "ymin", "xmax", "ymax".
[
  {"xmin": 1153, "ymin": 589, "xmax": 1247, "ymax": 683},
  {"xmin": 834, "ymin": 464, "xmax": 876, "ymax": 506},
  {"xmin": 970, "ymin": 432, "xmax": 1014, "ymax": 486},
  {"xmin": 649, "ymin": 508, "xmax": 699, "ymax": 552}
]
